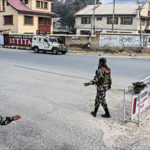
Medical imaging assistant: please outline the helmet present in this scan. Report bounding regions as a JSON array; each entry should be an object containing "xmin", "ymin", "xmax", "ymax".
[{"xmin": 99, "ymin": 58, "xmax": 107, "ymax": 66}]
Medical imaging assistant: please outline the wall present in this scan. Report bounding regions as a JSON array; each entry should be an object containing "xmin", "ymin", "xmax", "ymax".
[
  {"xmin": 0, "ymin": 2, "xmax": 18, "ymax": 33},
  {"xmin": 18, "ymin": 14, "xmax": 38, "ymax": 34},
  {"xmin": 18, "ymin": 14, "xmax": 52, "ymax": 34},
  {"xmin": 2, "ymin": 33, "xmax": 150, "ymax": 52},
  {"xmin": 99, "ymin": 34, "xmax": 141, "ymax": 48},
  {"xmin": 65, "ymin": 35, "xmax": 89, "ymax": 47},
  {"xmin": 43, "ymin": 34, "xmax": 150, "ymax": 52},
  {"xmin": 99, "ymin": 33, "xmax": 150, "ymax": 51}
]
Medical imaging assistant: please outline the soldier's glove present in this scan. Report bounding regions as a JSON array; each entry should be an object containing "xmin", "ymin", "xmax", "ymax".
[
  {"xmin": 84, "ymin": 83, "xmax": 90, "ymax": 86},
  {"xmin": 13, "ymin": 115, "xmax": 21, "ymax": 121}
]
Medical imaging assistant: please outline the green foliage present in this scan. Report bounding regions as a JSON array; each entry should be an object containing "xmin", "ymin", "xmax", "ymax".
[{"xmin": 52, "ymin": 0, "xmax": 94, "ymax": 32}]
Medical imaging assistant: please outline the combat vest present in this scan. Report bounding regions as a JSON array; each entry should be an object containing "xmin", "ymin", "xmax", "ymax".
[{"xmin": 96, "ymin": 67, "xmax": 112, "ymax": 90}]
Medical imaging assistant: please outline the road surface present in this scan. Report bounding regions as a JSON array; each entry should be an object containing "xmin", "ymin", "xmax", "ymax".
[{"xmin": 0, "ymin": 48, "xmax": 150, "ymax": 150}]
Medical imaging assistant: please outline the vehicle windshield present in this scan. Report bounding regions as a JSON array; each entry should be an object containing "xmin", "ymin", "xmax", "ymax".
[{"xmin": 49, "ymin": 38, "xmax": 57, "ymax": 43}]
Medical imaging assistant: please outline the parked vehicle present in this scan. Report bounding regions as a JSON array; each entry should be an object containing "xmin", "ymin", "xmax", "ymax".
[{"xmin": 31, "ymin": 36, "xmax": 67, "ymax": 55}]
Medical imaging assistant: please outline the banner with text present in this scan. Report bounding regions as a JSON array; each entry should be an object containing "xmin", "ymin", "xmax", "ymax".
[
  {"xmin": 131, "ymin": 87, "xmax": 150, "ymax": 119},
  {"xmin": 8, "ymin": 35, "xmax": 33, "ymax": 47}
]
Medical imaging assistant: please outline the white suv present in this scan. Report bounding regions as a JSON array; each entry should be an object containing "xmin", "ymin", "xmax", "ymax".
[{"xmin": 31, "ymin": 36, "xmax": 67, "ymax": 55}]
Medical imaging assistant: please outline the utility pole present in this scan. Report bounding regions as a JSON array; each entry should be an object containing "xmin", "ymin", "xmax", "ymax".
[
  {"xmin": 112, "ymin": 0, "xmax": 116, "ymax": 32},
  {"xmin": 88, "ymin": 0, "xmax": 96, "ymax": 47},
  {"xmin": 137, "ymin": 0, "xmax": 143, "ymax": 52},
  {"xmin": 91, "ymin": 0, "xmax": 97, "ymax": 35}
]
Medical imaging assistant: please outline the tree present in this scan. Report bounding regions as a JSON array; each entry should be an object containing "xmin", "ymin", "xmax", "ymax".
[{"xmin": 52, "ymin": 0, "xmax": 94, "ymax": 32}]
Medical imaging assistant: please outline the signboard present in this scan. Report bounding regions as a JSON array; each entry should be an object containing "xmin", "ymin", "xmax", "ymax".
[
  {"xmin": 72, "ymin": 36, "xmax": 80, "ymax": 41},
  {"xmin": 0, "ymin": 34, "xmax": 4, "ymax": 45},
  {"xmin": 8, "ymin": 35, "xmax": 33, "ymax": 46},
  {"xmin": 131, "ymin": 87, "xmax": 150, "ymax": 119},
  {"xmin": 99, "ymin": 34, "xmax": 140, "ymax": 48}
]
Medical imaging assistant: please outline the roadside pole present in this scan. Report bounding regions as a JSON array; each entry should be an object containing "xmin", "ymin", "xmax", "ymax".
[
  {"xmin": 88, "ymin": 0, "xmax": 96, "ymax": 47},
  {"xmin": 137, "ymin": 0, "xmax": 143, "ymax": 53},
  {"xmin": 112, "ymin": 0, "xmax": 116, "ymax": 32}
]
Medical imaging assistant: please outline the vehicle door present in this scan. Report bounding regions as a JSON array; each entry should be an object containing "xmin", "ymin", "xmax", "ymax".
[
  {"xmin": 43, "ymin": 38, "xmax": 50, "ymax": 50},
  {"xmin": 38, "ymin": 37, "xmax": 43, "ymax": 49}
]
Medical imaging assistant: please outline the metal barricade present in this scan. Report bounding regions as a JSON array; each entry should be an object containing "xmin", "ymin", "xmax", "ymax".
[{"xmin": 123, "ymin": 76, "xmax": 150, "ymax": 126}]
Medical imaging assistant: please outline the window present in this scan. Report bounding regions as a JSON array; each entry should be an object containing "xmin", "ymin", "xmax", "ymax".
[
  {"xmin": 81, "ymin": 17, "xmax": 91, "ymax": 24},
  {"xmin": 25, "ymin": 0, "xmax": 28, "ymax": 4},
  {"xmin": 121, "ymin": 17, "xmax": 133, "ymax": 25},
  {"xmin": 45, "ymin": 18, "xmax": 50, "ymax": 26},
  {"xmin": 97, "ymin": 17, "xmax": 102, "ymax": 21},
  {"xmin": 4, "ymin": 15, "xmax": 13, "ymax": 25},
  {"xmin": 39, "ymin": 17, "xmax": 44, "ymax": 25},
  {"xmin": 7, "ymin": 2, "xmax": 9, "ymax": 6},
  {"xmin": 80, "ymin": 30, "xmax": 90, "ymax": 35},
  {"xmin": 44, "ymin": 2, "xmax": 47, "ymax": 8},
  {"xmin": 107, "ymin": 17, "xmax": 118, "ymax": 24},
  {"xmin": 36, "ymin": 1, "xmax": 40, "ymax": 8},
  {"xmin": 41, "ymin": 2, "xmax": 43, "ymax": 8},
  {"xmin": 36, "ymin": 1, "xmax": 48, "ymax": 9},
  {"xmin": 24, "ymin": 16, "xmax": 33, "ymax": 25},
  {"xmin": 21, "ymin": 0, "xmax": 28, "ymax": 4},
  {"xmin": 147, "ymin": 19, "xmax": 150, "ymax": 26},
  {"xmin": 39, "ymin": 17, "xmax": 50, "ymax": 26},
  {"xmin": 2, "ymin": 0, "xmax": 5, "ymax": 11}
]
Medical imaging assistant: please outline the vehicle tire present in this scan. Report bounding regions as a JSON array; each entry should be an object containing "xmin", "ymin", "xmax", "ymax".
[
  {"xmin": 34, "ymin": 47, "xmax": 39, "ymax": 53},
  {"xmin": 61, "ymin": 51, "xmax": 66, "ymax": 54},
  {"xmin": 52, "ymin": 48, "xmax": 58, "ymax": 55}
]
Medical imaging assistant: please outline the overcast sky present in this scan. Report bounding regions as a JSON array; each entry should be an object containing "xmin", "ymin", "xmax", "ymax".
[{"xmin": 100, "ymin": 0, "xmax": 149, "ymax": 4}]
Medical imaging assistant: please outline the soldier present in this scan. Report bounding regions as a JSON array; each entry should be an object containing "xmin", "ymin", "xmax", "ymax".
[
  {"xmin": 84, "ymin": 58, "xmax": 112, "ymax": 118},
  {"xmin": 0, "ymin": 115, "xmax": 21, "ymax": 126}
]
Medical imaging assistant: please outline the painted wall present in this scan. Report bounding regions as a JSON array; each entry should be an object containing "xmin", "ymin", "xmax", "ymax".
[
  {"xmin": 99, "ymin": 34, "xmax": 141, "ymax": 48},
  {"xmin": 0, "ymin": 1, "xmax": 19, "ymax": 33},
  {"xmin": 18, "ymin": 14, "xmax": 38, "ymax": 34}
]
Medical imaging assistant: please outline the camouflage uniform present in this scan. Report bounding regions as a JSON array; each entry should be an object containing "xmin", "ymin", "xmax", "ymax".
[
  {"xmin": 88, "ymin": 67, "xmax": 108, "ymax": 110},
  {"xmin": 0, "ymin": 116, "xmax": 13, "ymax": 125}
]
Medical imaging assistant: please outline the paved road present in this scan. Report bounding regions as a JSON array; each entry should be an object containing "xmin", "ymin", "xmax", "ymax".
[
  {"xmin": 0, "ymin": 48, "xmax": 150, "ymax": 88},
  {"xmin": 0, "ymin": 48, "xmax": 150, "ymax": 150}
]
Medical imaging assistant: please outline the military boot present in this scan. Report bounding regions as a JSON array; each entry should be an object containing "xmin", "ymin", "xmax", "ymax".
[
  {"xmin": 101, "ymin": 106, "xmax": 111, "ymax": 118},
  {"xmin": 91, "ymin": 106, "xmax": 99, "ymax": 117}
]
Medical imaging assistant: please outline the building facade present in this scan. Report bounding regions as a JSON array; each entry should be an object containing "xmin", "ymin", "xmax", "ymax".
[
  {"xmin": 74, "ymin": 2, "xmax": 149, "ymax": 35},
  {"xmin": 0, "ymin": 0, "xmax": 56, "ymax": 34}
]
